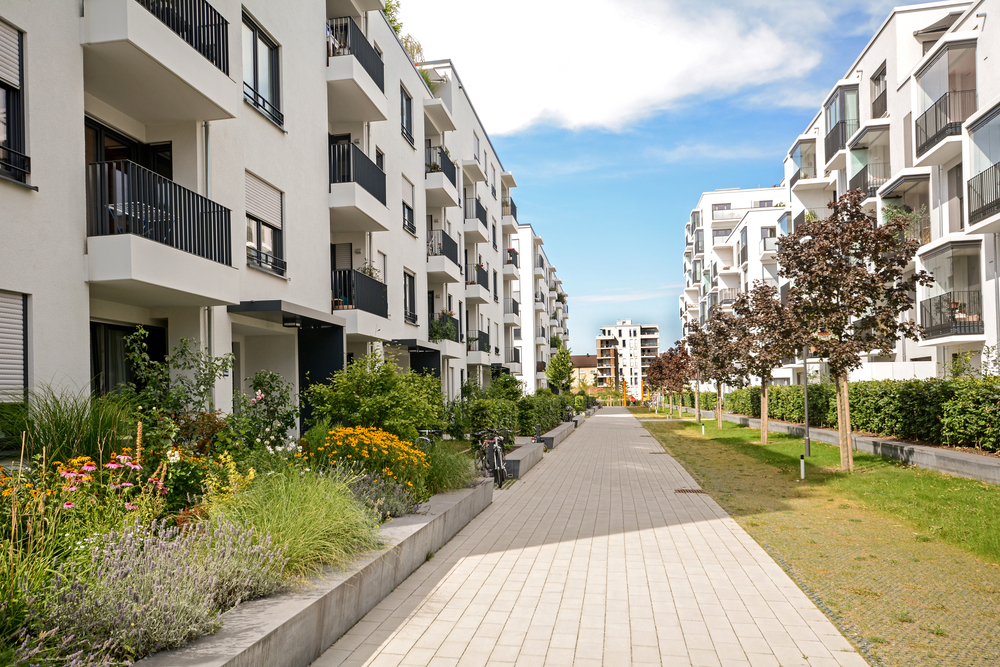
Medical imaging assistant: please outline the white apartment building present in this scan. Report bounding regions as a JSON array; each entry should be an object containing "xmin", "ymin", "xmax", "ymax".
[
  {"xmin": 681, "ymin": 0, "xmax": 1000, "ymax": 384},
  {"xmin": 0, "ymin": 0, "xmax": 568, "ymax": 417},
  {"xmin": 510, "ymin": 224, "xmax": 569, "ymax": 393},
  {"xmin": 595, "ymin": 320, "xmax": 658, "ymax": 400}
]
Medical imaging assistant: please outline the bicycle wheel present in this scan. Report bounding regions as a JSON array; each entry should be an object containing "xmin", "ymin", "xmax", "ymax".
[{"xmin": 492, "ymin": 446, "xmax": 506, "ymax": 487}]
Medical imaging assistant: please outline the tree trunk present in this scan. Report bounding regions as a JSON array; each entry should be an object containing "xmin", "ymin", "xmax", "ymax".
[
  {"xmin": 841, "ymin": 374, "xmax": 854, "ymax": 472},
  {"xmin": 716, "ymin": 381, "xmax": 723, "ymax": 429},
  {"xmin": 835, "ymin": 374, "xmax": 849, "ymax": 471},
  {"xmin": 695, "ymin": 379, "xmax": 701, "ymax": 423},
  {"xmin": 761, "ymin": 381, "xmax": 769, "ymax": 445}
]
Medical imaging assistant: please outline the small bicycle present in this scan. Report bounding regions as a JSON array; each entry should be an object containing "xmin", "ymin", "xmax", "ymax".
[
  {"xmin": 416, "ymin": 429, "xmax": 443, "ymax": 451},
  {"xmin": 471, "ymin": 428, "xmax": 508, "ymax": 488}
]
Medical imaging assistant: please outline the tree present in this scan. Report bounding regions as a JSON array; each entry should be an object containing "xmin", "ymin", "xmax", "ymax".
[
  {"xmin": 733, "ymin": 282, "xmax": 798, "ymax": 444},
  {"xmin": 546, "ymin": 347, "xmax": 574, "ymax": 394},
  {"xmin": 777, "ymin": 190, "xmax": 931, "ymax": 471},
  {"xmin": 686, "ymin": 311, "xmax": 748, "ymax": 428},
  {"xmin": 383, "ymin": 0, "xmax": 402, "ymax": 33},
  {"xmin": 661, "ymin": 343, "xmax": 693, "ymax": 416}
]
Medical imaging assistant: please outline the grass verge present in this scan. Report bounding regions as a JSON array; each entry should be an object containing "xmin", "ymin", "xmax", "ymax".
[
  {"xmin": 627, "ymin": 406, "xmax": 685, "ymax": 419},
  {"xmin": 643, "ymin": 419, "xmax": 1000, "ymax": 667}
]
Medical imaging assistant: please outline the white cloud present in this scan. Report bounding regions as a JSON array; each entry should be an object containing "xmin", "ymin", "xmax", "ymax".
[
  {"xmin": 401, "ymin": 0, "xmax": 914, "ymax": 135},
  {"xmin": 645, "ymin": 142, "xmax": 777, "ymax": 164},
  {"xmin": 575, "ymin": 285, "xmax": 683, "ymax": 304}
]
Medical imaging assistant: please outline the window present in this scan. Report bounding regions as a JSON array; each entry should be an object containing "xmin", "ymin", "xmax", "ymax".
[
  {"xmin": 871, "ymin": 64, "xmax": 887, "ymax": 118},
  {"xmin": 0, "ymin": 19, "xmax": 28, "ymax": 183},
  {"xmin": 400, "ymin": 86, "xmax": 413, "ymax": 145},
  {"xmin": 402, "ymin": 176, "xmax": 415, "ymax": 234},
  {"xmin": 491, "ymin": 223, "xmax": 497, "ymax": 249},
  {"xmin": 493, "ymin": 270, "xmax": 498, "ymax": 301},
  {"xmin": 473, "ymin": 133, "xmax": 480, "ymax": 161},
  {"xmin": 243, "ymin": 14, "xmax": 282, "ymax": 125},
  {"xmin": 0, "ymin": 289, "xmax": 26, "ymax": 398},
  {"xmin": 403, "ymin": 272, "xmax": 417, "ymax": 324},
  {"xmin": 375, "ymin": 148, "xmax": 384, "ymax": 170},
  {"xmin": 245, "ymin": 172, "xmax": 285, "ymax": 275}
]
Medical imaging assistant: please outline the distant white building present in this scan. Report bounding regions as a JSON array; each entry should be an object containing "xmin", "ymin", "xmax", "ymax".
[{"xmin": 595, "ymin": 320, "xmax": 658, "ymax": 399}]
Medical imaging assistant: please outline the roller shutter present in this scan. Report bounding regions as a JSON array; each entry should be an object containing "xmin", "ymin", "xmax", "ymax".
[
  {"xmin": 245, "ymin": 171, "xmax": 282, "ymax": 229},
  {"xmin": 0, "ymin": 290, "xmax": 26, "ymax": 397}
]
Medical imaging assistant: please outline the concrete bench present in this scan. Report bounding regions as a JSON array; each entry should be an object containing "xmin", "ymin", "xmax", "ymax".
[
  {"xmin": 542, "ymin": 422, "xmax": 575, "ymax": 451},
  {"xmin": 505, "ymin": 442, "xmax": 544, "ymax": 479}
]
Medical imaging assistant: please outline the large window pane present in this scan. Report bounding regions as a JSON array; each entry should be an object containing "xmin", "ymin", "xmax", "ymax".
[
  {"xmin": 257, "ymin": 36, "xmax": 271, "ymax": 102},
  {"xmin": 971, "ymin": 112, "xmax": 1000, "ymax": 175},
  {"xmin": 242, "ymin": 23, "xmax": 254, "ymax": 88}
]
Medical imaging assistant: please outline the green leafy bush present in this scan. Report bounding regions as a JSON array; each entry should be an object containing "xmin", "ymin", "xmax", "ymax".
[
  {"xmin": 306, "ymin": 353, "xmax": 444, "ymax": 444},
  {"xmin": 940, "ymin": 377, "xmax": 1000, "ymax": 450},
  {"xmin": 467, "ymin": 398, "xmax": 517, "ymax": 436}
]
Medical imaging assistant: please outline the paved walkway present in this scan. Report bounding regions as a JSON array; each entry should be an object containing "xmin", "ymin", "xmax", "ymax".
[{"xmin": 313, "ymin": 408, "xmax": 867, "ymax": 667}]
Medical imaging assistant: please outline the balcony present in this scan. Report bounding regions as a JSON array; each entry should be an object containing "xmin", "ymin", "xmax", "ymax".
[
  {"xmin": 920, "ymin": 291, "xmax": 983, "ymax": 339},
  {"xmin": 467, "ymin": 330, "xmax": 490, "ymax": 365},
  {"xmin": 86, "ymin": 159, "xmax": 238, "ymax": 306},
  {"xmin": 502, "ymin": 197, "xmax": 518, "ymax": 233},
  {"xmin": 331, "ymin": 269, "xmax": 388, "ymax": 318},
  {"xmin": 463, "ymin": 198, "xmax": 488, "ymax": 244},
  {"xmin": 433, "ymin": 313, "xmax": 464, "ymax": 359},
  {"xmin": 502, "ymin": 248, "xmax": 519, "ymax": 280},
  {"xmin": 535, "ymin": 326, "xmax": 547, "ymax": 346},
  {"xmin": 504, "ymin": 347, "xmax": 521, "ymax": 373},
  {"xmin": 914, "ymin": 91, "xmax": 975, "ymax": 163},
  {"xmin": 465, "ymin": 264, "xmax": 490, "ymax": 304},
  {"xmin": 533, "ymin": 255, "xmax": 546, "ymax": 278},
  {"xmin": 824, "ymin": 119, "xmax": 859, "ymax": 169},
  {"xmin": 426, "ymin": 230, "xmax": 461, "ymax": 283},
  {"xmin": 848, "ymin": 162, "xmax": 890, "ymax": 200},
  {"xmin": 326, "ymin": 17, "xmax": 388, "ymax": 123},
  {"xmin": 901, "ymin": 214, "xmax": 931, "ymax": 246},
  {"xmin": 461, "ymin": 158, "xmax": 487, "ymax": 183},
  {"xmin": 329, "ymin": 141, "xmax": 388, "ymax": 232},
  {"xmin": 968, "ymin": 162, "xmax": 1000, "ymax": 229},
  {"xmin": 80, "ymin": 0, "xmax": 238, "ymax": 124},
  {"xmin": 504, "ymin": 298, "xmax": 520, "ymax": 326},
  {"xmin": 425, "ymin": 146, "xmax": 458, "ymax": 208},
  {"xmin": 718, "ymin": 288, "xmax": 739, "ymax": 305},
  {"xmin": 759, "ymin": 237, "xmax": 778, "ymax": 257}
]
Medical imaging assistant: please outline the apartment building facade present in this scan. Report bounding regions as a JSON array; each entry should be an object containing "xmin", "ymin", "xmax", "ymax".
[
  {"xmin": 510, "ymin": 224, "xmax": 569, "ymax": 393},
  {"xmin": 595, "ymin": 320, "xmax": 658, "ymax": 400},
  {"xmin": 681, "ymin": 0, "xmax": 1000, "ymax": 384},
  {"xmin": 0, "ymin": 0, "xmax": 568, "ymax": 415}
]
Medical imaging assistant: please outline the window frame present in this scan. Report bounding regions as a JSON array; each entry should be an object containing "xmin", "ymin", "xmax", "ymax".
[
  {"xmin": 242, "ymin": 13, "xmax": 283, "ymax": 126},
  {"xmin": 246, "ymin": 213, "xmax": 286, "ymax": 276},
  {"xmin": 0, "ymin": 21, "xmax": 28, "ymax": 185},
  {"xmin": 400, "ymin": 86, "xmax": 413, "ymax": 145},
  {"xmin": 403, "ymin": 271, "xmax": 417, "ymax": 324}
]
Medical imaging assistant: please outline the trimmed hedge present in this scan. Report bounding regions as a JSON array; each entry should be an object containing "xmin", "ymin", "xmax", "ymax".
[
  {"xmin": 723, "ymin": 378, "xmax": 1000, "ymax": 451},
  {"xmin": 516, "ymin": 392, "xmax": 575, "ymax": 436}
]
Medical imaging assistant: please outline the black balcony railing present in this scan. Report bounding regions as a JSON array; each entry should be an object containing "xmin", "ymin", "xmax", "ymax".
[
  {"xmin": 505, "ymin": 298, "xmax": 519, "ymax": 316},
  {"xmin": 0, "ymin": 145, "xmax": 30, "ymax": 183},
  {"xmin": 872, "ymin": 88, "xmax": 887, "ymax": 119},
  {"xmin": 86, "ymin": 160, "xmax": 231, "ymax": 265},
  {"xmin": 247, "ymin": 247, "xmax": 286, "ymax": 275},
  {"xmin": 503, "ymin": 197, "xmax": 517, "ymax": 221},
  {"xmin": 536, "ymin": 255, "xmax": 545, "ymax": 270},
  {"xmin": 427, "ymin": 229, "xmax": 459, "ymax": 266},
  {"xmin": 467, "ymin": 330, "xmax": 489, "ymax": 353},
  {"xmin": 137, "ymin": 0, "xmax": 229, "ymax": 73},
  {"xmin": 329, "ymin": 141, "xmax": 386, "ymax": 205},
  {"xmin": 916, "ymin": 90, "xmax": 976, "ymax": 157},
  {"xmin": 793, "ymin": 211, "xmax": 804, "ymax": 233},
  {"xmin": 465, "ymin": 264, "xmax": 488, "ymax": 289},
  {"xmin": 920, "ymin": 291, "xmax": 983, "ymax": 339},
  {"xmin": 505, "ymin": 347, "xmax": 520, "ymax": 364},
  {"xmin": 433, "ymin": 314, "xmax": 461, "ymax": 343},
  {"xmin": 465, "ymin": 198, "xmax": 487, "ymax": 227},
  {"xmin": 537, "ymin": 326, "xmax": 546, "ymax": 340},
  {"xmin": 848, "ymin": 161, "xmax": 890, "ymax": 199},
  {"xmin": 424, "ymin": 146, "xmax": 456, "ymax": 187},
  {"xmin": 327, "ymin": 16, "xmax": 384, "ymax": 92},
  {"xmin": 402, "ymin": 203, "xmax": 415, "ymax": 234},
  {"xmin": 824, "ymin": 119, "xmax": 859, "ymax": 159},
  {"xmin": 404, "ymin": 309, "xmax": 417, "ymax": 324},
  {"xmin": 331, "ymin": 269, "xmax": 388, "ymax": 317},
  {"xmin": 505, "ymin": 248, "xmax": 519, "ymax": 268},
  {"xmin": 969, "ymin": 162, "xmax": 1000, "ymax": 226},
  {"xmin": 536, "ymin": 361, "xmax": 546, "ymax": 373}
]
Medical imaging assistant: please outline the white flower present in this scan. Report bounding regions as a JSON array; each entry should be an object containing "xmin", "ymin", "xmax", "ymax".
[{"xmin": 167, "ymin": 449, "xmax": 181, "ymax": 463}]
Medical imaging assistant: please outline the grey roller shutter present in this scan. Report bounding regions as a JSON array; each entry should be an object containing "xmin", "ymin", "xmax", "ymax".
[
  {"xmin": 0, "ymin": 290, "xmax": 25, "ymax": 397},
  {"xmin": 0, "ymin": 20, "xmax": 19, "ymax": 89},
  {"xmin": 245, "ymin": 171, "xmax": 282, "ymax": 229},
  {"xmin": 334, "ymin": 243, "xmax": 352, "ymax": 270}
]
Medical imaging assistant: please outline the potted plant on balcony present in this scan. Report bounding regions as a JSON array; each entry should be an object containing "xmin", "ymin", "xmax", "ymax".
[
  {"xmin": 426, "ymin": 162, "xmax": 441, "ymax": 172},
  {"xmin": 429, "ymin": 313, "xmax": 456, "ymax": 343},
  {"xmin": 475, "ymin": 262, "xmax": 485, "ymax": 272}
]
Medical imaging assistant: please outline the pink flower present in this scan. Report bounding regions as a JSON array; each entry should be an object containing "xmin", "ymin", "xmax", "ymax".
[
  {"xmin": 80, "ymin": 464, "xmax": 96, "ymax": 472},
  {"xmin": 109, "ymin": 483, "xmax": 121, "ymax": 490},
  {"xmin": 104, "ymin": 462, "xmax": 122, "ymax": 469},
  {"xmin": 121, "ymin": 482, "xmax": 134, "ymax": 488},
  {"xmin": 125, "ymin": 503, "xmax": 138, "ymax": 510},
  {"xmin": 126, "ymin": 462, "xmax": 142, "ymax": 470},
  {"xmin": 63, "ymin": 502, "xmax": 75, "ymax": 509},
  {"xmin": 60, "ymin": 470, "xmax": 79, "ymax": 479},
  {"xmin": 64, "ymin": 485, "xmax": 78, "ymax": 492},
  {"xmin": 116, "ymin": 454, "xmax": 132, "ymax": 463}
]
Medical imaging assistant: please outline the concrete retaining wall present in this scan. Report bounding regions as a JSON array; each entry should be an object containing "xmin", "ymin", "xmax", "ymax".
[
  {"xmin": 542, "ymin": 421, "xmax": 575, "ymax": 451},
  {"xmin": 505, "ymin": 442, "xmax": 544, "ymax": 479},
  {"xmin": 681, "ymin": 407, "xmax": 1000, "ymax": 486},
  {"xmin": 137, "ymin": 483, "xmax": 493, "ymax": 667}
]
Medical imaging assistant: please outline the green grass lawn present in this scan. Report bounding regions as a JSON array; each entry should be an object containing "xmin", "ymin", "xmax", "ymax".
[
  {"xmin": 626, "ymin": 406, "xmax": 686, "ymax": 419},
  {"xmin": 643, "ymin": 419, "xmax": 1000, "ymax": 667}
]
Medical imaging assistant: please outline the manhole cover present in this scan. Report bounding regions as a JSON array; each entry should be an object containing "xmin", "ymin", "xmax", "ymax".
[{"xmin": 674, "ymin": 489, "xmax": 705, "ymax": 494}]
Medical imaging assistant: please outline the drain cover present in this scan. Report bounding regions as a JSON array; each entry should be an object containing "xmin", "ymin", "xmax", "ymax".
[{"xmin": 674, "ymin": 489, "xmax": 706, "ymax": 494}]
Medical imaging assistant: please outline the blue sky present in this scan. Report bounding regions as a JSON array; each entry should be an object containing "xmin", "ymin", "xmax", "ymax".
[{"xmin": 402, "ymin": 0, "xmax": 928, "ymax": 353}]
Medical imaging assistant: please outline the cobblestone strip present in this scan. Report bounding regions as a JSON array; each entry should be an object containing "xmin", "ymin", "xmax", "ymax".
[{"xmin": 313, "ymin": 408, "xmax": 868, "ymax": 667}]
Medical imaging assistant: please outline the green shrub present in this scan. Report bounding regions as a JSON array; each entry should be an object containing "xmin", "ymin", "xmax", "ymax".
[
  {"xmin": 516, "ymin": 391, "xmax": 563, "ymax": 435},
  {"xmin": 467, "ymin": 398, "xmax": 517, "ymax": 436},
  {"xmin": 212, "ymin": 467, "xmax": 380, "ymax": 576},
  {"xmin": 940, "ymin": 377, "xmax": 1000, "ymax": 450},
  {"xmin": 306, "ymin": 352, "xmax": 444, "ymax": 444},
  {"xmin": 424, "ymin": 442, "xmax": 477, "ymax": 495}
]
